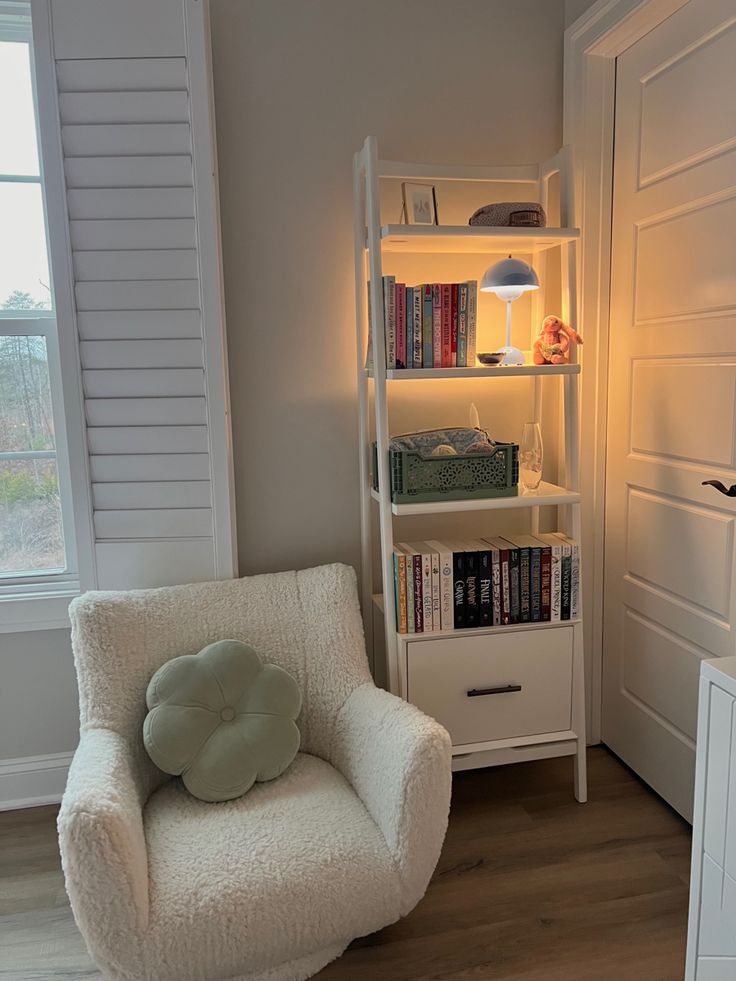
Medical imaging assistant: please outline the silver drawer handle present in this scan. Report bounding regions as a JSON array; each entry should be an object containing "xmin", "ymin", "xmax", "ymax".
[{"xmin": 467, "ymin": 684, "xmax": 522, "ymax": 697}]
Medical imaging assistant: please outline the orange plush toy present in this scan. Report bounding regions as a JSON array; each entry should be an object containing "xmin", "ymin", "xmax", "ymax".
[{"xmin": 533, "ymin": 315, "xmax": 583, "ymax": 365}]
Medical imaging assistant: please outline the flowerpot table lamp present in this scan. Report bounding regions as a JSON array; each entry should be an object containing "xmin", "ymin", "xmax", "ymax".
[{"xmin": 480, "ymin": 257, "xmax": 540, "ymax": 365}]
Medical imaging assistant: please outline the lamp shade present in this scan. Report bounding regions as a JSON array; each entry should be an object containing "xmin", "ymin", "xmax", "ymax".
[{"xmin": 480, "ymin": 257, "xmax": 540, "ymax": 300}]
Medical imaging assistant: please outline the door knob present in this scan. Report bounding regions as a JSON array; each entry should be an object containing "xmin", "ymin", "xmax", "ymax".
[{"xmin": 702, "ymin": 479, "xmax": 736, "ymax": 497}]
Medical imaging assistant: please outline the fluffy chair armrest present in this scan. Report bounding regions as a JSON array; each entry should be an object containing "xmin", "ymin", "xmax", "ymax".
[
  {"xmin": 58, "ymin": 728, "xmax": 149, "ymax": 978},
  {"xmin": 331, "ymin": 684, "xmax": 452, "ymax": 915}
]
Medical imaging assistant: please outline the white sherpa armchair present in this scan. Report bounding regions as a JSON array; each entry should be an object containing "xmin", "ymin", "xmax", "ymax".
[{"xmin": 59, "ymin": 563, "xmax": 451, "ymax": 981}]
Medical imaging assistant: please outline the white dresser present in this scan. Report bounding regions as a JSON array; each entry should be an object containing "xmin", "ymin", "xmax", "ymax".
[{"xmin": 686, "ymin": 658, "xmax": 736, "ymax": 980}]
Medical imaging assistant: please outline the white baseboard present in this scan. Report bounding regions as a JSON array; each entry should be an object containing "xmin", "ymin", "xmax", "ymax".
[{"xmin": 0, "ymin": 751, "xmax": 74, "ymax": 811}]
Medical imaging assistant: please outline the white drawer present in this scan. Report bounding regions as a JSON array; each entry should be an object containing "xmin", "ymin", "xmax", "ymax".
[{"xmin": 406, "ymin": 627, "xmax": 573, "ymax": 747}]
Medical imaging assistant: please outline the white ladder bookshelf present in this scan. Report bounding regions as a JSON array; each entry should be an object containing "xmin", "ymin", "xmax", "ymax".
[{"xmin": 352, "ymin": 136, "xmax": 587, "ymax": 800}]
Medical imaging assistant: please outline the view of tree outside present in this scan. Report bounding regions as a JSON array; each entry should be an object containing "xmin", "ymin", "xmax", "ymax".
[
  {"xmin": 0, "ymin": 35, "xmax": 67, "ymax": 577},
  {"xmin": 0, "ymin": 302, "xmax": 65, "ymax": 577}
]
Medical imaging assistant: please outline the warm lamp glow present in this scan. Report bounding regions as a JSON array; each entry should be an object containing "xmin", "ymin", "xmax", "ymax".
[{"xmin": 479, "ymin": 257, "xmax": 540, "ymax": 366}]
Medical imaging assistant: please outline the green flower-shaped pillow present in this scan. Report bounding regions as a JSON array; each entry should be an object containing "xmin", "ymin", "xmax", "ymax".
[{"xmin": 143, "ymin": 640, "xmax": 301, "ymax": 802}]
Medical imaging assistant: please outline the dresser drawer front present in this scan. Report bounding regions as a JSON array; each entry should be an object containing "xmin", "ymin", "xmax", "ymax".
[
  {"xmin": 406, "ymin": 628, "xmax": 574, "ymax": 747},
  {"xmin": 698, "ymin": 854, "xmax": 736, "ymax": 958},
  {"xmin": 703, "ymin": 686, "xmax": 736, "ymax": 876}
]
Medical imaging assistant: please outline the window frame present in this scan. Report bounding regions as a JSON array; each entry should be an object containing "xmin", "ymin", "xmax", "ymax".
[{"xmin": 0, "ymin": 3, "xmax": 83, "ymax": 628}]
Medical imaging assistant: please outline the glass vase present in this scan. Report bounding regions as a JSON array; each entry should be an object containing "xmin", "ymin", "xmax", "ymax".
[{"xmin": 519, "ymin": 422, "xmax": 543, "ymax": 492}]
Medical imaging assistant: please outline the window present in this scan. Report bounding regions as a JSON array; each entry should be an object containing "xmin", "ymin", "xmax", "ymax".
[{"xmin": 0, "ymin": 4, "xmax": 76, "ymax": 596}]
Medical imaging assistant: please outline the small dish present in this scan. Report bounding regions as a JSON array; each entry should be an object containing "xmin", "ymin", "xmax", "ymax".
[{"xmin": 477, "ymin": 352, "xmax": 505, "ymax": 366}]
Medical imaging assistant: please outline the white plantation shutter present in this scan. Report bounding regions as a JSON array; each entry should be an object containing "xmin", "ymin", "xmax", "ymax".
[{"xmin": 32, "ymin": 0, "xmax": 236, "ymax": 590}]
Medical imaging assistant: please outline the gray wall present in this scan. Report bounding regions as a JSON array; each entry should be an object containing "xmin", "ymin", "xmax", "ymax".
[
  {"xmin": 210, "ymin": 0, "xmax": 570, "ymax": 578},
  {"xmin": 3, "ymin": 0, "xmax": 587, "ymax": 785},
  {"xmin": 0, "ymin": 629, "xmax": 78, "ymax": 759}
]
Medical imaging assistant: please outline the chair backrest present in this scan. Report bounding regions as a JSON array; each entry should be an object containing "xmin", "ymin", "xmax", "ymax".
[{"xmin": 69, "ymin": 563, "xmax": 371, "ymax": 761}]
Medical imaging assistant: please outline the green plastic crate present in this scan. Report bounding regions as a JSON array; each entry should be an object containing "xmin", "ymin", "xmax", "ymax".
[{"xmin": 372, "ymin": 441, "xmax": 518, "ymax": 503}]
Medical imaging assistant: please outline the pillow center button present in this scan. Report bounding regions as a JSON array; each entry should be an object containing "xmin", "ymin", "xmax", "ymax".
[{"xmin": 220, "ymin": 706, "xmax": 236, "ymax": 722}]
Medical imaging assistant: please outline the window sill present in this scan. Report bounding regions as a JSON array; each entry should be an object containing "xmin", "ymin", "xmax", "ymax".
[{"xmin": 0, "ymin": 582, "xmax": 80, "ymax": 634}]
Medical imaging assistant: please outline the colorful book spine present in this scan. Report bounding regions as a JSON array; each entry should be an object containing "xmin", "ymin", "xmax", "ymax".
[
  {"xmin": 452, "ymin": 548, "xmax": 465, "ymax": 629},
  {"xmin": 559, "ymin": 540, "xmax": 572, "ymax": 620},
  {"xmin": 464, "ymin": 546, "xmax": 480, "ymax": 628},
  {"xmin": 457, "ymin": 282, "xmax": 468, "ymax": 367},
  {"xmin": 441, "ymin": 284, "xmax": 452, "ymax": 367},
  {"xmin": 518, "ymin": 544, "xmax": 531, "ymax": 623},
  {"xmin": 422, "ymin": 284, "xmax": 433, "ymax": 368},
  {"xmin": 539, "ymin": 535, "xmax": 563, "ymax": 622},
  {"xmin": 427, "ymin": 541, "xmax": 453, "ymax": 630},
  {"xmin": 395, "ymin": 284, "xmax": 406, "ymax": 369},
  {"xmin": 569, "ymin": 540, "xmax": 580, "ymax": 619},
  {"xmin": 477, "ymin": 544, "xmax": 493, "ymax": 627},
  {"xmin": 383, "ymin": 275, "xmax": 395, "ymax": 369},
  {"xmin": 394, "ymin": 551, "xmax": 407, "ymax": 633},
  {"xmin": 404, "ymin": 287, "xmax": 413, "ymax": 369},
  {"xmin": 412, "ymin": 553, "xmax": 423, "ymax": 632},
  {"xmin": 530, "ymin": 543, "xmax": 542, "ymax": 622},
  {"xmin": 538, "ymin": 542, "xmax": 551, "ymax": 621},
  {"xmin": 498, "ymin": 542, "xmax": 510, "ymax": 624},
  {"xmin": 508, "ymin": 544, "xmax": 520, "ymax": 624},
  {"xmin": 489, "ymin": 543, "xmax": 501, "ymax": 626},
  {"xmin": 555, "ymin": 535, "xmax": 580, "ymax": 619},
  {"xmin": 451, "ymin": 284, "xmax": 458, "ymax": 368},
  {"xmin": 432, "ymin": 284, "xmax": 442, "ymax": 370},
  {"xmin": 412, "ymin": 286, "xmax": 423, "ymax": 368},
  {"xmin": 466, "ymin": 280, "xmax": 477, "ymax": 368},
  {"xmin": 402, "ymin": 548, "xmax": 415, "ymax": 634},
  {"xmin": 421, "ymin": 549, "xmax": 433, "ymax": 632},
  {"xmin": 430, "ymin": 550, "xmax": 441, "ymax": 631}
]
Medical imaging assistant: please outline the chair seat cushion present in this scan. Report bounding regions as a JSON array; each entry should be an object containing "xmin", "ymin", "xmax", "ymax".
[{"xmin": 142, "ymin": 753, "xmax": 402, "ymax": 981}]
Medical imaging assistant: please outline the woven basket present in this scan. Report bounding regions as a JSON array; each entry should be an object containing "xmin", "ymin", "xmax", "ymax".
[{"xmin": 469, "ymin": 202, "xmax": 546, "ymax": 227}]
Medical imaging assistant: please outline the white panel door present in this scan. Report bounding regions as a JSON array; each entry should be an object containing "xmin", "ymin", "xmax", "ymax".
[{"xmin": 603, "ymin": 0, "xmax": 736, "ymax": 820}]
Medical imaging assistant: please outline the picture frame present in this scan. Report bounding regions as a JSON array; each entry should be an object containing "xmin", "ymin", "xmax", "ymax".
[{"xmin": 401, "ymin": 181, "xmax": 439, "ymax": 225}]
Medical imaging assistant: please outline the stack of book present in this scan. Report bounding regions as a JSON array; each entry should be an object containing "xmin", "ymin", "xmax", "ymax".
[
  {"xmin": 370, "ymin": 277, "xmax": 478, "ymax": 369},
  {"xmin": 392, "ymin": 534, "xmax": 579, "ymax": 634}
]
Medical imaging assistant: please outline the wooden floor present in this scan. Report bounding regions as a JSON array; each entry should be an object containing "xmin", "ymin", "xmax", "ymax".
[{"xmin": 0, "ymin": 748, "xmax": 691, "ymax": 980}]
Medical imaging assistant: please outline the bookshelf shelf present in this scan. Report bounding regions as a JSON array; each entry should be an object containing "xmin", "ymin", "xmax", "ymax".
[
  {"xmin": 370, "ymin": 481, "xmax": 580, "ymax": 515},
  {"xmin": 378, "ymin": 224, "xmax": 580, "ymax": 254},
  {"xmin": 367, "ymin": 363, "xmax": 581, "ymax": 380},
  {"xmin": 353, "ymin": 137, "xmax": 587, "ymax": 800},
  {"xmin": 372, "ymin": 594, "xmax": 580, "ymax": 641}
]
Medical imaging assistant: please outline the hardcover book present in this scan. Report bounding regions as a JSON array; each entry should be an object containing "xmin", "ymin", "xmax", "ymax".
[
  {"xmin": 452, "ymin": 546, "xmax": 466, "ymax": 629},
  {"xmin": 427, "ymin": 540, "xmax": 454, "ymax": 630},
  {"xmin": 412, "ymin": 286, "xmax": 423, "ymax": 368},
  {"xmin": 466, "ymin": 280, "xmax": 478, "ymax": 368},
  {"xmin": 404, "ymin": 287, "xmax": 413, "ymax": 370},
  {"xmin": 476, "ymin": 540, "xmax": 493, "ymax": 627},
  {"xmin": 486, "ymin": 536, "xmax": 511, "ymax": 625},
  {"xmin": 451, "ymin": 284, "xmax": 458, "ymax": 367},
  {"xmin": 393, "ymin": 550, "xmax": 407, "ymax": 633},
  {"xmin": 558, "ymin": 538, "xmax": 572, "ymax": 620},
  {"xmin": 441, "ymin": 284, "xmax": 452, "ymax": 367},
  {"xmin": 457, "ymin": 282, "xmax": 468, "ymax": 367},
  {"xmin": 463, "ymin": 544, "xmax": 480, "ymax": 629},
  {"xmin": 432, "ymin": 284, "xmax": 442, "ymax": 369},
  {"xmin": 422, "ymin": 284, "xmax": 433, "ymax": 368},
  {"xmin": 383, "ymin": 275, "xmax": 396, "ymax": 369},
  {"xmin": 395, "ymin": 284, "xmax": 406, "ymax": 370},
  {"xmin": 396, "ymin": 544, "xmax": 415, "ymax": 633},
  {"xmin": 421, "ymin": 547, "xmax": 433, "ymax": 632},
  {"xmin": 536, "ymin": 534, "xmax": 563, "ymax": 621},
  {"xmin": 503, "ymin": 535, "xmax": 530, "ymax": 623}
]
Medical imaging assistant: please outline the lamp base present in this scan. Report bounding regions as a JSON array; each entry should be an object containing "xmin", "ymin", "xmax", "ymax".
[{"xmin": 498, "ymin": 345, "xmax": 525, "ymax": 366}]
